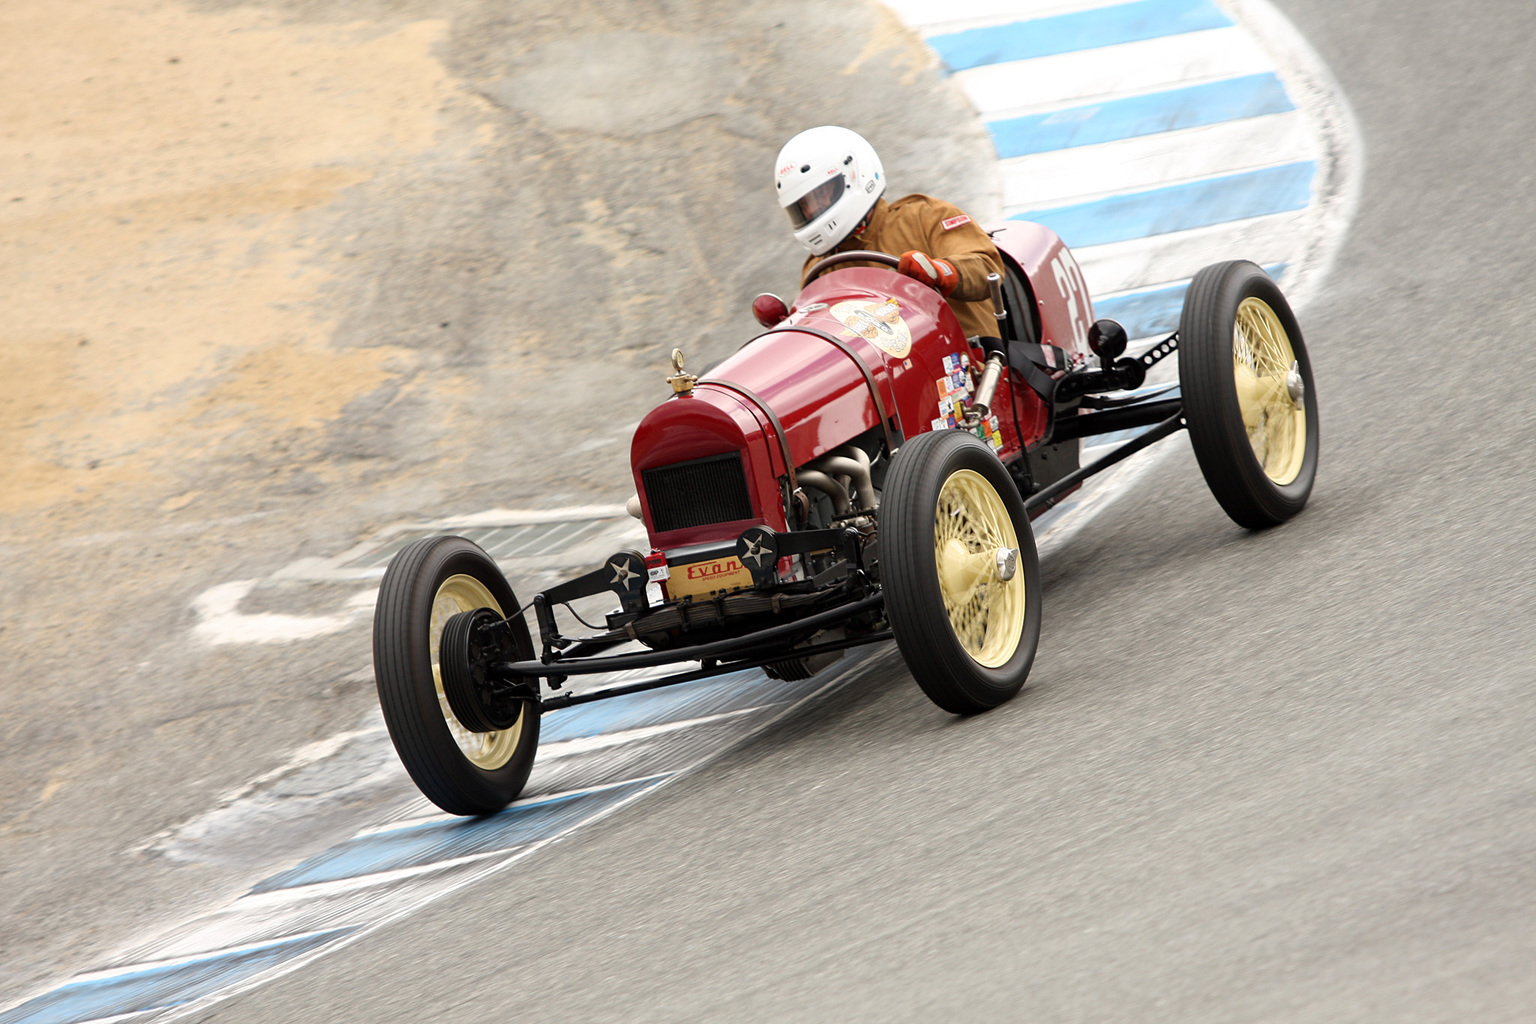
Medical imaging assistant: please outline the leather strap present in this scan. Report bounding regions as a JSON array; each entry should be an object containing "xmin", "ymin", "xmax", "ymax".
[
  {"xmin": 760, "ymin": 325, "xmax": 903, "ymax": 455},
  {"xmin": 697, "ymin": 379, "xmax": 798, "ymax": 496},
  {"xmin": 1010, "ymin": 339, "xmax": 1069, "ymax": 371},
  {"xmin": 1006, "ymin": 339, "xmax": 1066, "ymax": 402}
]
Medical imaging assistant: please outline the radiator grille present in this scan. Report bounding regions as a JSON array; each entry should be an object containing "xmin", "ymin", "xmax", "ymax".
[{"xmin": 643, "ymin": 451, "xmax": 754, "ymax": 533}]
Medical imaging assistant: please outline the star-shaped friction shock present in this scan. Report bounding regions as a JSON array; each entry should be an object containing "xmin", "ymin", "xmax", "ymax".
[
  {"xmin": 610, "ymin": 559, "xmax": 636, "ymax": 586},
  {"xmin": 741, "ymin": 535, "xmax": 770, "ymax": 568}
]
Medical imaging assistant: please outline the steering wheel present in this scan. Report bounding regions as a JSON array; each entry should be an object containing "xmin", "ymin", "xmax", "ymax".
[{"xmin": 802, "ymin": 249, "xmax": 900, "ymax": 285}]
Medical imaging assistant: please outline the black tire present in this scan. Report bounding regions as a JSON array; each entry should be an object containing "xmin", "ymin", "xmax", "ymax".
[
  {"xmin": 1179, "ymin": 260, "xmax": 1319, "ymax": 528},
  {"xmin": 373, "ymin": 536, "xmax": 539, "ymax": 815},
  {"xmin": 882, "ymin": 430, "xmax": 1042, "ymax": 714}
]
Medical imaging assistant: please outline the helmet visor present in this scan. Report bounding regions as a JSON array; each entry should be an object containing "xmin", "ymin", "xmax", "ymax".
[{"xmin": 786, "ymin": 174, "xmax": 846, "ymax": 229}]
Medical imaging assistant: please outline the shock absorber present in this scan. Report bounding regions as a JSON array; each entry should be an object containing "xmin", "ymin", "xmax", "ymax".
[{"xmin": 968, "ymin": 273, "xmax": 1009, "ymax": 421}]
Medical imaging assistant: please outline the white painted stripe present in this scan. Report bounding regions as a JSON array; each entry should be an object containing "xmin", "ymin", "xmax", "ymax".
[
  {"xmin": 954, "ymin": 27, "xmax": 1272, "ymax": 121},
  {"xmin": 345, "ymin": 775, "xmax": 673, "ymax": 839},
  {"xmin": 191, "ymin": 579, "xmax": 361, "ymax": 645},
  {"xmin": 1219, "ymin": 0, "xmax": 1365, "ymax": 309},
  {"xmin": 231, "ymin": 850, "xmax": 507, "ymax": 899},
  {"xmin": 535, "ymin": 708, "xmax": 762, "ymax": 760},
  {"xmin": 64, "ymin": 929, "xmax": 353, "ymax": 983},
  {"xmin": 1000, "ymin": 112, "xmax": 1309, "ymax": 210},
  {"xmin": 883, "ymin": 0, "xmax": 1139, "ymax": 34},
  {"xmin": 1074, "ymin": 208, "xmax": 1306, "ymax": 296},
  {"xmin": 126, "ymin": 863, "xmax": 493, "ymax": 964}
]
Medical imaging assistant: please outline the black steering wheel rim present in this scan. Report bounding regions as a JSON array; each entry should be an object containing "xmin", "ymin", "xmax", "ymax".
[{"xmin": 803, "ymin": 249, "xmax": 900, "ymax": 285}]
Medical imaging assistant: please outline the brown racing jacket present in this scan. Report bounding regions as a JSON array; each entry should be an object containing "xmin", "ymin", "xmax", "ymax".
[{"xmin": 800, "ymin": 194, "xmax": 1006, "ymax": 340}]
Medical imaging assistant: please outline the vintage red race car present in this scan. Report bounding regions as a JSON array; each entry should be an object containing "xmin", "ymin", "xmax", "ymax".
[{"xmin": 372, "ymin": 222, "xmax": 1319, "ymax": 816}]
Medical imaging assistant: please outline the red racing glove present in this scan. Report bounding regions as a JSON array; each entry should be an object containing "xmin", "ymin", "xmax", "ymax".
[{"xmin": 898, "ymin": 250, "xmax": 959, "ymax": 296}]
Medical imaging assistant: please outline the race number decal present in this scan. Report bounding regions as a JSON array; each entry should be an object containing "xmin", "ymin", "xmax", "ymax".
[
  {"xmin": 832, "ymin": 296, "xmax": 913, "ymax": 358},
  {"xmin": 1049, "ymin": 251, "xmax": 1093, "ymax": 352}
]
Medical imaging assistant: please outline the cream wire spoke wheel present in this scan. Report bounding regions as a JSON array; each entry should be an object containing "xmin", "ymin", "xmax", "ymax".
[
  {"xmin": 1180, "ymin": 261, "xmax": 1319, "ymax": 529},
  {"xmin": 883, "ymin": 430, "xmax": 1042, "ymax": 715},
  {"xmin": 933, "ymin": 470, "xmax": 1026, "ymax": 668},
  {"xmin": 373, "ymin": 536, "xmax": 540, "ymax": 816},
  {"xmin": 1233, "ymin": 296, "xmax": 1306, "ymax": 485},
  {"xmin": 429, "ymin": 574, "xmax": 524, "ymax": 770}
]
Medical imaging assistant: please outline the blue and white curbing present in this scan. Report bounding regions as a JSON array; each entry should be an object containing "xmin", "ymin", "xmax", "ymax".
[
  {"xmin": 889, "ymin": 0, "xmax": 1360, "ymax": 339},
  {"xmin": 0, "ymin": 2, "xmax": 1358, "ymax": 1021}
]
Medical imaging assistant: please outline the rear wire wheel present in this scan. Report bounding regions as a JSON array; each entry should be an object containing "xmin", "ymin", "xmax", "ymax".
[
  {"xmin": 1179, "ymin": 260, "xmax": 1319, "ymax": 528},
  {"xmin": 883, "ymin": 430, "xmax": 1042, "ymax": 714},
  {"xmin": 373, "ymin": 536, "xmax": 540, "ymax": 815}
]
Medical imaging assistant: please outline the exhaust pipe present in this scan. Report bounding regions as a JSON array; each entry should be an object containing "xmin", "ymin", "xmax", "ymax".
[{"xmin": 800, "ymin": 444, "xmax": 876, "ymax": 517}]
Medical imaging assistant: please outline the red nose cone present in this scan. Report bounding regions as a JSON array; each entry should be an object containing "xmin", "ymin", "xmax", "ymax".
[{"xmin": 751, "ymin": 292, "xmax": 790, "ymax": 328}]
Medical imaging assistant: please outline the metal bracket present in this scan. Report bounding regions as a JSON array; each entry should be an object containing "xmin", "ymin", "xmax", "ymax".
[
  {"xmin": 735, "ymin": 525, "xmax": 855, "ymax": 587},
  {"xmin": 1139, "ymin": 331, "xmax": 1179, "ymax": 369}
]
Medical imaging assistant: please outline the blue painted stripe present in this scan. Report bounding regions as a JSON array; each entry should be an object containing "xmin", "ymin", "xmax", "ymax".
[
  {"xmin": 1095, "ymin": 281, "xmax": 1191, "ymax": 338},
  {"xmin": 928, "ymin": 0, "xmax": 1232, "ymax": 72},
  {"xmin": 1095, "ymin": 263, "xmax": 1287, "ymax": 339},
  {"xmin": 250, "ymin": 778, "xmax": 661, "ymax": 893},
  {"xmin": 540, "ymin": 669, "xmax": 811, "ymax": 743},
  {"xmin": 0, "ymin": 930, "xmax": 353, "ymax": 1024},
  {"xmin": 1085, "ymin": 422, "xmax": 1172, "ymax": 448},
  {"xmin": 1010, "ymin": 161, "xmax": 1315, "ymax": 248},
  {"xmin": 989, "ymin": 73, "xmax": 1293, "ymax": 157}
]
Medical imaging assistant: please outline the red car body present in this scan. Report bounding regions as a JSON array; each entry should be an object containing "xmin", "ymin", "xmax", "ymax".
[
  {"xmin": 370, "ymin": 207, "xmax": 1314, "ymax": 816},
  {"xmin": 631, "ymin": 222, "xmax": 1095, "ymax": 569}
]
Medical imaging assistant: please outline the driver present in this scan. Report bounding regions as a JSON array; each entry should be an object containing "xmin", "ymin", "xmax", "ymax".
[{"xmin": 775, "ymin": 125, "xmax": 1006, "ymax": 341}]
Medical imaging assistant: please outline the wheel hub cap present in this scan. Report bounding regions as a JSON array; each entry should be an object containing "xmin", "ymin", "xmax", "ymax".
[
  {"xmin": 431, "ymin": 574, "xmax": 524, "ymax": 769},
  {"xmin": 1233, "ymin": 296, "xmax": 1307, "ymax": 485},
  {"xmin": 933, "ymin": 470, "xmax": 1026, "ymax": 668}
]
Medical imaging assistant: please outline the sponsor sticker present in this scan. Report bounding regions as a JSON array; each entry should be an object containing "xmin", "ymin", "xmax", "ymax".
[
  {"xmin": 667, "ymin": 555, "xmax": 754, "ymax": 600},
  {"xmin": 934, "ymin": 371, "xmax": 972, "ymax": 401},
  {"xmin": 941, "ymin": 351, "xmax": 973, "ymax": 381},
  {"xmin": 941, "ymin": 214, "xmax": 972, "ymax": 231},
  {"xmin": 832, "ymin": 296, "xmax": 913, "ymax": 358},
  {"xmin": 644, "ymin": 551, "xmax": 670, "ymax": 582}
]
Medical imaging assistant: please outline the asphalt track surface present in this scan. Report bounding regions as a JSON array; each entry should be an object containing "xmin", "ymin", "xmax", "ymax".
[
  {"xmin": 10, "ymin": 1, "xmax": 1536, "ymax": 1021},
  {"xmin": 4, "ymin": 0, "xmax": 1343, "ymax": 1016},
  {"xmin": 0, "ymin": 0, "xmax": 1000, "ymax": 1006},
  {"xmin": 188, "ymin": 1, "xmax": 1536, "ymax": 1021}
]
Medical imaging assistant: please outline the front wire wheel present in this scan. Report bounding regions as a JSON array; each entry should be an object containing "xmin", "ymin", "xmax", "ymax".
[
  {"xmin": 1180, "ymin": 260, "xmax": 1319, "ymax": 528},
  {"xmin": 1234, "ymin": 297, "xmax": 1306, "ymax": 484},
  {"xmin": 935, "ymin": 470, "xmax": 1027, "ymax": 667},
  {"xmin": 432, "ymin": 577, "xmax": 524, "ymax": 765},
  {"xmin": 883, "ymin": 430, "xmax": 1042, "ymax": 714},
  {"xmin": 373, "ymin": 536, "xmax": 540, "ymax": 815}
]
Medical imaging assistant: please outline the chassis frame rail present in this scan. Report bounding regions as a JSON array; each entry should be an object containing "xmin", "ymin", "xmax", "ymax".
[
  {"xmin": 1026, "ymin": 411, "xmax": 1185, "ymax": 512},
  {"xmin": 538, "ymin": 629, "xmax": 893, "ymax": 711},
  {"xmin": 497, "ymin": 591, "xmax": 886, "ymax": 682},
  {"xmin": 482, "ymin": 366, "xmax": 1189, "ymax": 711}
]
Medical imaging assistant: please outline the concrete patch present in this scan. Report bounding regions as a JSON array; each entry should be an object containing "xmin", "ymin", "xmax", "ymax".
[{"xmin": 487, "ymin": 32, "xmax": 751, "ymax": 136}]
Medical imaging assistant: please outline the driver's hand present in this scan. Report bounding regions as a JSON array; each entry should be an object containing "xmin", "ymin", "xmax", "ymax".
[{"xmin": 898, "ymin": 250, "xmax": 959, "ymax": 296}]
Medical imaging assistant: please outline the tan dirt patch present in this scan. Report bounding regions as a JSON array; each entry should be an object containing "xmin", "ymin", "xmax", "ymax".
[{"xmin": 0, "ymin": 1, "xmax": 455, "ymax": 514}]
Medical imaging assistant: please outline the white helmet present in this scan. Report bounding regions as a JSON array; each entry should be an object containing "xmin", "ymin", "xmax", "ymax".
[{"xmin": 774, "ymin": 126, "xmax": 886, "ymax": 256}]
